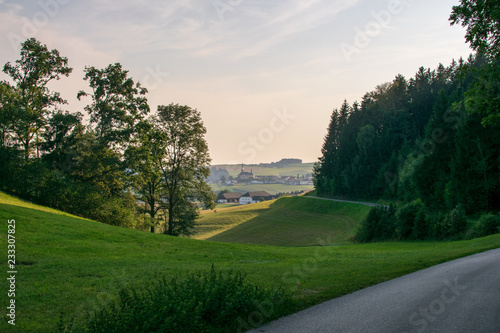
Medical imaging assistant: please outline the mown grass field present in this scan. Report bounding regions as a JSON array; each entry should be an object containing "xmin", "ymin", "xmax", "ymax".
[
  {"xmin": 1, "ymin": 191, "xmax": 500, "ymax": 332},
  {"xmin": 197, "ymin": 197, "xmax": 371, "ymax": 246},
  {"xmin": 210, "ymin": 183, "xmax": 314, "ymax": 195}
]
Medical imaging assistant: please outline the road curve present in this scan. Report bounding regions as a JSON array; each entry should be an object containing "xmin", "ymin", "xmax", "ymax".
[
  {"xmin": 247, "ymin": 248, "xmax": 500, "ymax": 333},
  {"xmin": 301, "ymin": 196, "xmax": 381, "ymax": 207}
]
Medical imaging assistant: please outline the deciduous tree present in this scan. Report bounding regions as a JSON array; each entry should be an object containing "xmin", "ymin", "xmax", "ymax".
[
  {"xmin": 450, "ymin": 0, "xmax": 500, "ymax": 59},
  {"xmin": 153, "ymin": 104, "xmax": 215, "ymax": 236},
  {"xmin": 77, "ymin": 63, "xmax": 150, "ymax": 149},
  {"xmin": 2, "ymin": 38, "xmax": 72, "ymax": 159}
]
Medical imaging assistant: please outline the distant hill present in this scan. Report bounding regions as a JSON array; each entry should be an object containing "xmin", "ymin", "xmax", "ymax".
[{"xmin": 257, "ymin": 158, "xmax": 303, "ymax": 168}]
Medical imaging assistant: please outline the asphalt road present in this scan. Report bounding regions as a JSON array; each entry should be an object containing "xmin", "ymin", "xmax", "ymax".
[{"xmin": 247, "ymin": 248, "xmax": 500, "ymax": 333}]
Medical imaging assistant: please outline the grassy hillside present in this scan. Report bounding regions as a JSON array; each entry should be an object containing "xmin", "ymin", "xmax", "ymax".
[
  {"xmin": 196, "ymin": 200, "xmax": 274, "ymax": 240},
  {"xmin": 1, "ymin": 191, "xmax": 500, "ymax": 332},
  {"xmin": 197, "ymin": 197, "xmax": 371, "ymax": 246}
]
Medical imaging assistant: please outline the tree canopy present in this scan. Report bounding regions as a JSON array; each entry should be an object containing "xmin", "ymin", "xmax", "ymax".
[
  {"xmin": 450, "ymin": 0, "xmax": 500, "ymax": 59},
  {"xmin": 0, "ymin": 38, "xmax": 214, "ymax": 236},
  {"xmin": 2, "ymin": 38, "xmax": 72, "ymax": 159},
  {"xmin": 316, "ymin": 2, "xmax": 500, "ymax": 242}
]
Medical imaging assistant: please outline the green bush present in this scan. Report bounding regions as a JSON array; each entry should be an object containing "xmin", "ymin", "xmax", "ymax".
[
  {"xmin": 395, "ymin": 199, "xmax": 425, "ymax": 240},
  {"xmin": 472, "ymin": 213, "xmax": 500, "ymax": 238},
  {"xmin": 439, "ymin": 204, "xmax": 467, "ymax": 239},
  {"xmin": 411, "ymin": 203, "xmax": 429, "ymax": 240},
  {"xmin": 425, "ymin": 211, "xmax": 446, "ymax": 240},
  {"xmin": 60, "ymin": 266, "xmax": 294, "ymax": 333},
  {"xmin": 86, "ymin": 194, "xmax": 136, "ymax": 228},
  {"xmin": 355, "ymin": 205, "xmax": 396, "ymax": 242},
  {"xmin": 0, "ymin": 147, "xmax": 23, "ymax": 191}
]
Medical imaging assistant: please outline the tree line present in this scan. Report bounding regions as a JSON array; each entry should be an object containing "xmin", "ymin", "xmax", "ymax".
[
  {"xmin": 0, "ymin": 38, "xmax": 215, "ymax": 236},
  {"xmin": 314, "ymin": 0, "xmax": 499, "ymax": 241}
]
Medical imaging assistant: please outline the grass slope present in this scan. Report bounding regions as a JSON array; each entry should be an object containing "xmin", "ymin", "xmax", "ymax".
[
  {"xmin": 195, "ymin": 200, "xmax": 274, "ymax": 240},
  {"xmin": 199, "ymin": 197, "xmax": 371, "ymax": 246},
  {"xmin": 1, "ymin": 191, "xmax": 500, "ymax": 332}
]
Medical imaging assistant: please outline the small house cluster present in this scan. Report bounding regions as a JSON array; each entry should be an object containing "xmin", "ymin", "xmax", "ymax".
[{"xmin": 216, "ymin": 191, "xmax": 273, "ymax": 205}]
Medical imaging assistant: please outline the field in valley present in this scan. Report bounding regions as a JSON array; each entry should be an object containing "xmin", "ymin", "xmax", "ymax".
[{"xmin": 1, "ymin": 191, "xmax": 500, "ymax": 332}]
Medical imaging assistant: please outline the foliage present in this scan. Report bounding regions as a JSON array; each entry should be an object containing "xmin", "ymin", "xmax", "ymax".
[
  {"xmin": 450, "ymin": 1, "xmax": 500, "ymax": 127},
  {"xmin": 0, "ymin": 38, "xmax": 215, "ymax": 233},
  {"xmin": 356, "ymin": 200, "xmax": 484, "ymax": 242},
  {"xmin": 125, "ymin": 120, "xmax": 164, "ymax": 233},
  {"xmin": 354, "ymin": 205, "xmax": 396, "ymax": 243},
  {"xmin": 315, "ymin": 0, "xmax": 500, "ymax": 240},
  {"xmin": 471, "ymin": 213, "xmax": 500, "ymax": 238},
  {"xmin": 152, "ymin": 104, "xmax": 216, "ymax": 236},
  {"xmin": 450, "ymin": 0, "xmax": 500, "ymax": 60},
  {"xmin": 59, "ymin": 266, "xmax": 293, "ymax": 333},
  {"xmin": 1, "ymin": 37, "xmax": 72, "ymax": 159},
  {"xmin": 439, "ymin": 204, "xmax": 468, "ymax": 240},
  {"xmin": 463, "ymin": 60, "xmax": 500, "ymax": 126},
  {"xmin": 77, "ymin": 63, "xmax": 149, "ymax": 147},
  {"xmin": 395, "ymin": 199, "xmax": 426, "ymax": 240}
]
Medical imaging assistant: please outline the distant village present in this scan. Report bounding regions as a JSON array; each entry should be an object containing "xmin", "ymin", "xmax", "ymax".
[
  {"xmin": 207, "ymin": 165, "xmax": 314, "ymax": 187},
  {"xmin": 208, "ymin": 162, "xmax": 314, "ymax": 205}
]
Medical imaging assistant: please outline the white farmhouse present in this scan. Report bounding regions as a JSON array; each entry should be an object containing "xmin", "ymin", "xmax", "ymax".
[{"xmin": 239, "ymin": 191, "xmax": 273, "ymax": 205}]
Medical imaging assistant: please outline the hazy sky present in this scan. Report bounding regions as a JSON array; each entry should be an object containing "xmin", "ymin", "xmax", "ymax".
[{"xmin": 0, "ymin": 0, "xmax": 472, "ymax": 165}]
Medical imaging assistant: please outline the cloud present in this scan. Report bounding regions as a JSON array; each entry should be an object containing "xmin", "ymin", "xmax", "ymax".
[
  {"xmin": 1, "ymin": 0, "xmax": 360, "ymax": 62},
  {"xmin": 204, "ymin": 0, "xmax": 362, "ymax": 59}
]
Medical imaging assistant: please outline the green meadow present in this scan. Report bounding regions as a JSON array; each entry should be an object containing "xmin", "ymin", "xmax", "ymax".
[
  {"xmin": 209, "ymin": 183, "xmax": 315, "ymax": 195},
  {"xmin": 196, "ymin": 197, "xmax": 371, "ymax": 246},
  {"xmin": 1, "ymin": 191, "xmax": 500, "ymax": 332}
]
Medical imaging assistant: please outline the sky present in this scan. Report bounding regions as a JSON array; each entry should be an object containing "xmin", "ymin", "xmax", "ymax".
[{"xmin": 0, "ymin": 0, "xmax": 473, "ymax": 165}]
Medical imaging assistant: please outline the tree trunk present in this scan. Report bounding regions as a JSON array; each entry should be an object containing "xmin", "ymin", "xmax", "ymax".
[
  {"xmin": 150, "ymin": 201, "xmax": 155, "ymax": 233},
  {"xmin": 167, "ymin": 199, "xmax": 175, "ymax": 235}
]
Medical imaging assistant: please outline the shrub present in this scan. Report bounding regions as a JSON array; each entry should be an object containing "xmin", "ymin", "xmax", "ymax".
[
  {"xmin": 355, "ymin": 205, "xmax": 396, "ymax": 242},
  {"xmin": 395, "ymin": 199, "xmax": 425, "ymax": 240},
  {"xmin": 412, "ymin": 204, "xmax": 429, "ymax": 240},
  {"xmin": 472, "ymin": 213, "xmax": 500, "ymax": 238},
  {"xmin": 440, "ymin": 204, "xmax": 467, "ymax": 239},
  {"xmin": 425, "ymin": 211, "xmax": 446, "ymax": 240},
  {"xmin": 87, "ymin": 194, "xmax": 136, "ymax": 228},
  {"xmin": 59, "ymin": 266, "xmax": 294, "ymax": 333}
]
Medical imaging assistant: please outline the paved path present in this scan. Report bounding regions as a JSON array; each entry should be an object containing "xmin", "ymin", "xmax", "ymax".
[
  {"xmin": 302, "ymin": 196, "xmax": 381, "ymax": 207},
  {"xmin": 248, "ymin": 248, "xmax": 500, "ymax": 333}
]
